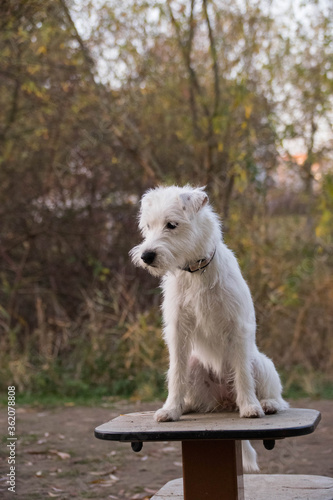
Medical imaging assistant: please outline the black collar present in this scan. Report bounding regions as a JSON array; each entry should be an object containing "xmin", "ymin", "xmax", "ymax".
[{"xmin": 182, "ymin": 248, "xmax": 216, "ymax": 273}]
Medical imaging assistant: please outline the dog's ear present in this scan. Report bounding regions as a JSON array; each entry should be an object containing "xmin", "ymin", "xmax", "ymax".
[
  {"xmin": 179, "ymin": 188, "xmax": 208, "ymax": 217},
  {"xmin": 140, "ymin": 189, "xmax": 154, "ymax": 208},
  {"xmin": 138, "ymin": 189, "xmax": 154, "ymax": 231}
]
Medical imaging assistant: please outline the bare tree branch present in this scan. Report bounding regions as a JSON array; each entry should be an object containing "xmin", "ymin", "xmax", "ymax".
[
  {"xmin": 58, "ymin": 0, "xmax": 95, "ymax": 71},
  {"xmin": 166, "ymin": 0, "xmax": 210, "ymax": 128},
  {"xmin": 58, "ymin": 0, "xmax": 163, "ymax": 183},
  {"xmin": 202, "ymin": 0, "xmax": 220, "ymax": 117}
]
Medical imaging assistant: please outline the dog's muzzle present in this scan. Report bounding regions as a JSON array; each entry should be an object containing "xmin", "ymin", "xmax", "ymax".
[{"xmin": 141, "ymin": 250, "xmax": 156, "ymax": 266}]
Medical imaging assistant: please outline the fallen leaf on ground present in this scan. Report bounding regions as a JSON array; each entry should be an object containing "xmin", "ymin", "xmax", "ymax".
[
  {"xmin": 90, "ymin": 474, "xmax": 119, "ymax": 486},
  {"xmin": 49, "ymin": 450, "xmax": 71, "ymax": 460},
  {"xmin": 89, "ymin": 467, "xmax": 117, "ymax": 476}
]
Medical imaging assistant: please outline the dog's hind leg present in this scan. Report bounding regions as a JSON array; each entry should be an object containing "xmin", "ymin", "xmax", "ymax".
[{"xmin": 254, "ymin": 353, "xmax": 289, "ymax": 414}]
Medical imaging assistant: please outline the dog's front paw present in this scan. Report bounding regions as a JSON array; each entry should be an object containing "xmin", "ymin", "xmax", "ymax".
[
  {"xmin": 154, "ymin": 407, "xmax": 182, "ymax": 422},
  {"xmin": 240, "ymin": 403, "xmax": 265, "ymax": 418}
]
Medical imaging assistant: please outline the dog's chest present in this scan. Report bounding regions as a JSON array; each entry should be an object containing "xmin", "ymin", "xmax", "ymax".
[{"xmin": 170, "ymin": 274, "xmax": 235, "ymax": 334}]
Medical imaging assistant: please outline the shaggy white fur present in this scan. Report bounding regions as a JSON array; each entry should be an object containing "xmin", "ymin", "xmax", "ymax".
[{"xmin": 130, "ymin": 185, "xmax": 289, "ymax": 471}]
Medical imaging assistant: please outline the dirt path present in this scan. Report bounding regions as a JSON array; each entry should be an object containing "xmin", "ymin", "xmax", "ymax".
[{"xmin": 0, "ymin": 399, "xmax": 332, "ymax": 499}]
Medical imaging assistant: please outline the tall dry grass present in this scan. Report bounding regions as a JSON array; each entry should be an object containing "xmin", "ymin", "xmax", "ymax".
[{"xmin": 1, "ymin": 210, "xmax": 332, "ymax": 401}]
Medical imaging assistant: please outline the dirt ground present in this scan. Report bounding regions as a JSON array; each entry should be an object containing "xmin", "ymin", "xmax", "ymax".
[{"xmin": 0, "ymin": 399, "xmax": 332, "ymax": 499}]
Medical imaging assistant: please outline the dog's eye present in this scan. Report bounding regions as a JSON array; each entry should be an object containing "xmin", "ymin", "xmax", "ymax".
[{"xmin": 166, "ymin": 222, "xmax": 178, "ymax": 230}]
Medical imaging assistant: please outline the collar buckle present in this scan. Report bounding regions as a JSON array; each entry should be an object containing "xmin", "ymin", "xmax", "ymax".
[{"xmin": 182, "ymin": 248, "xmax": 216, "ymax": 273}]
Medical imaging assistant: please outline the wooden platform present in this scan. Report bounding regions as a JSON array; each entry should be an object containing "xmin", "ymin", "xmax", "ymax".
[
  {"xmin": 94, "ymin": 409, "xmax": 324, "ymax": 500},
  {"xmin": 151, "ymin": 476, "xmax": 333, "ymax": 500},
  {"xmin": 95, "ymin": 408, "xmax": 321, "ymax": 442}
]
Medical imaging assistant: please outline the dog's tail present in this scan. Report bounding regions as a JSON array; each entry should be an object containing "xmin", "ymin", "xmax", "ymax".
[{"xmin": 242, "ymin": 440, "xmax": 259, "ymax": 472}]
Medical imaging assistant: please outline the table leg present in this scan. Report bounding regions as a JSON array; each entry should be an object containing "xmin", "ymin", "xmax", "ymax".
[{"xmin": 182, "ymin": 440, "xmax": 244, "ymax": 500}]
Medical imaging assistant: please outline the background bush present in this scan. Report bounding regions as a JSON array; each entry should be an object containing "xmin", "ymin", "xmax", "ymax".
[{"xmin": 0, "ymin": 0, "xmax": 332, "ymax": 400}]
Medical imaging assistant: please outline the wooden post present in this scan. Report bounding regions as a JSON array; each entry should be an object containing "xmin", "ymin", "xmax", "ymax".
[{"xmin": 182, "ymin": 439, "xmax": 244, "ymax": 500}]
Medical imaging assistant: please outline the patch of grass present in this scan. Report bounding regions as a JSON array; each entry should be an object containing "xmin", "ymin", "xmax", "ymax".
[
  {"xmin": 1, "ymin": 434, "xmax": 9, "ymax": 444},
  {"xmin": 57, "ymin": 467, "xmax": 81, "ymax": 478},
  {"xmin": 281, "ymin": 367, "xmax": 333, "ymax": 400},
  {"xmin": 0, "ymin": 367, "xmax": 167, "ymax": 407},
  {"xmin": 1, "ymin": 363, "xmax": 331, "ymax": 409},
  {"xmin": 20, "ymin": 433, "xmax": 38, "ymax": 445},
  {"xmin": 0, "ymin": 390, "xmax": 115, "ymax": 408}
]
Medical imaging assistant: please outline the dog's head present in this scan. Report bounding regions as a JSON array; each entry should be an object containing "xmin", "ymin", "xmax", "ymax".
[{"xmin": 129, "ymin": 185, "xmax": 218, "ymax": 277}]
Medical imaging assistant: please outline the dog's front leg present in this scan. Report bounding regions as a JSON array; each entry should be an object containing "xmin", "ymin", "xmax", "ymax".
[
  {"xmin": 232, "ymin": 336, "xmax": 265, "ymax": 419},
  {"xmin": 154, "ymin": 313, "xmax": 191, "ymax": 422}
]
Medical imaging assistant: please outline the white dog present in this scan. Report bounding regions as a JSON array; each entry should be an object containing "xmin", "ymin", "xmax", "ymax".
[{"xmin": 130, "ymin": 185, "xmax": 288, "ymax": 471}]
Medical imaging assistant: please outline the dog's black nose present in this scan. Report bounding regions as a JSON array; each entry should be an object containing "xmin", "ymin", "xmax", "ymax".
[{"xmin": 141, "ymin": 251, "xmax": 156, "ymax": 265}]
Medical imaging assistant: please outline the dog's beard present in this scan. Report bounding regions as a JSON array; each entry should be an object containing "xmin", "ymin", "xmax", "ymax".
[
  {"xmin": 142, "ymin": 263, "xmax": 165, "ymax": 277},
  {"xmin": 129, "ymin": 243, "xmax": 177, "ymax": 277},
  {"xmin": 129, "ymin": 245, "xmax": 143, "ymax": 267}
]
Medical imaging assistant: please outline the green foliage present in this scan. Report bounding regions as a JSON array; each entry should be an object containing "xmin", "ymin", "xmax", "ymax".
[
  {"xmin": 316, "ymin": 174, "xmax": 333, "ymax": 242},
  {"xmin": 281, "ymin": 367, "xmax": 333, "ymax": 400}
]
